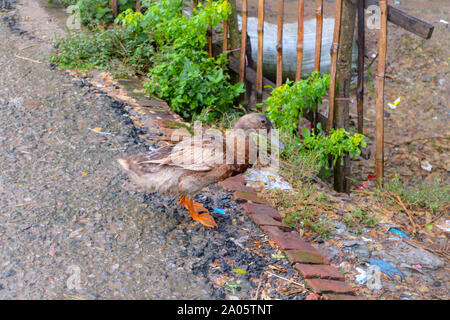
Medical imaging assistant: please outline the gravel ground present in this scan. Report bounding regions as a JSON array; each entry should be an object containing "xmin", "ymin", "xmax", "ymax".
[{"xmin": 0, "ymin": 0, "xmax": 305, "ymax": 300}]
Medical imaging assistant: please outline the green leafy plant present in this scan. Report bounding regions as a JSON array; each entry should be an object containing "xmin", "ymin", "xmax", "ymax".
[
  {"xmin": 264, "ymin": 72, "xmax": 330, "ymax": 132},
  {"xmin": 133, "ymin": 0, "xmax": 244, "ymax": 121},
  {"xmin": 300, "ymin": 124, "xmax": 367, "ymax": 167},
  {"xmin": 49, "ymin": 0, "xmax": 248, "ymax": 122},
  {"xmin": 48, "ymin": 26, "xmax": 153, "ymax": 76},
  {"xmin": 56, "ymin": 0, "xmax": 138, "ymax": 27}
]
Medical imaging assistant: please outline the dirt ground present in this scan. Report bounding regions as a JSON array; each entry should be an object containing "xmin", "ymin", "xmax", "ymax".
[{"xmin": 356, "ymin": 0, "xmax": 449, "ymax": 187}]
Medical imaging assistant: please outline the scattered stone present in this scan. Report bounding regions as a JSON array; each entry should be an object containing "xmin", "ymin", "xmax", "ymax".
[
  {"xmin": 352, "ymin": 244, "xmax": 371, "ymax": 262},
  {"xmin": 421, "ymin": 74, "xmax": 431, "ymax": 82}
]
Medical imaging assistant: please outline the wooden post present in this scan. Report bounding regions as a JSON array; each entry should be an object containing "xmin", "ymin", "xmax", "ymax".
[
  {"xmin": 310, "ymin": 0, "xmax": 323, "ymax": 132},
  {"xmin": 333, "ymin": 0, "xmax": 356, "ymax": 193},
  {"xmin": 111, "ymin": 0, "xmax": 118, "ymax": 18},
  {"xmin": 276, "ymin": 0, "xmax": 284, "ymax": 87},
  {"xmin": 256, "ymin": 0, "xmax": 265, "ymax": 103},
  {"xmin": 239, "ymin": 0, "xmax": 248, "ymax": 83},
  {"xmin": 227, "ymin": 0, "xmax": 241, "ymax": 59},
  {"xmin": 295, "ymin": 0, "xmax": 304, "ymax": 81},
  {"xmin": 136, "ymin": 0, "xmax": 140, "ymax": 12},
  {"xmin": 348, "ymin": 0, "xmax": 433, "ymax": 39},
  {"xmin": 223, "ymin": 0, "xmax": 228, "ymax": 53},
  {"xmin": 357, "ymin": 0, "xmax": 365, "ymax": 134},
  {"xmin": 208, "ymin": 0, "xmax": 213, "ymax": 58},
  {"xmin": 314, "ymin": 0, "xmax": 323, "ymax": 72},
  {"xmin": 326, "ymin": 0, "xmax": 343, "ymax": 133},
  {"xmin": 376, "ymin": 0, "xmax": 388, "ymax": 186}
]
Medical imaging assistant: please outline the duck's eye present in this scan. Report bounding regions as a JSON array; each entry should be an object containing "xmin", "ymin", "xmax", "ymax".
[{"xmin": 260, "ymin": 119, "xmax": 266, "ymax": 124}]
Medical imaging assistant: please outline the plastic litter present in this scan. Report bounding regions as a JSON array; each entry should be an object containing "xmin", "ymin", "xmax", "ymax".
[
  {"xmin": 356, "ymin": 266, "xmax": 382, "ymax": 290},
  {"xmin": 436, "ymin": 220, "xmax": 450, "ymax": 232},
  {"xmin": 232, "ymin": 268, "xmax": 247, "ymax": 275},
  {"xmin": 387, "ymin": 96, "xmax": 401, "ymax": 109},
  {"xmin": 299, "ymin": 123, "xmax": 312, "ymax": 140},
  {"xmin": 245, "ymin": 168, "xmax": 293, "ymax": 191},
  {"xmin": 391, "ymin": 228, "xmax": 409, "ymax": 239},
  {"xmin": 239, "ymin": 16, "xmax": 357, "ymax": 80},
  {"xmin": 369, "ymin": 258, "xmax": 405, "ymax": 281},
  {"xmin": 420, "ymin": 160, "xmax": 433, "ymax": 172},
  {"xmin": 440, "ymin": 19, "xmax": 449, "ymax": 25},
  {"xmin": 355, "ymin": 267, "xmax": 368, "ymax": 284},
  {"xmin": 212, "ymin": 207, "xmax": 226, "ymax": 215}
]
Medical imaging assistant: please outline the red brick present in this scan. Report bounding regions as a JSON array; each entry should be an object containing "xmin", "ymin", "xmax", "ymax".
[
  {"xmin": 271, "ymin": 233, "xmax": 318, "ymax": 251},
  {"xmin": 260, "ymin": 225, "xmax": 286, "ymax": 238},
  {"xmin": 241, "ymin": 203, "xmax": 282, "ymax": 221},
  {"xmin": 294, "ymin": 263, "xmax": 345, "ymax": 280},
  {"xmin": 305, "ymin": 279, "xmax": 356, "ymax": 294},
  {"xmin": 248, "ymin": 213, "xmax": 291, "ymax": 232},
  {"xmin": 323, "ymin": 294, "xmax": 365, "ymax": 300},
  {"xmin": 285, "ymin": 250, "xmax": 330, "ymax": 265},
  {"xmin": 305, "ymin": 293, "xmax": 322, "ymax": 300},
  {"xmin": 224, "ymin": 175, "xmax": 247, "ymax": 185},
  {"xmin": 233, "ymin": 191, "xmax": 269, "ymax": 205},
  {"xmin": 218, "ymin": 179, "xmax": 255, "ymax": 193}
]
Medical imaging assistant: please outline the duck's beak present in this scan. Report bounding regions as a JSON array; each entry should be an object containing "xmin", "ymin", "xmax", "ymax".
[{"xmin": 268, "ymin": 129, "xmax": 285, "ymax": 150}]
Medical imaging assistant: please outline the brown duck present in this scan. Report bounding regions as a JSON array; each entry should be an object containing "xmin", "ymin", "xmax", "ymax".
[{"xmin": 117, "ymin": 113, "xmax": 281, "ymax": 228}]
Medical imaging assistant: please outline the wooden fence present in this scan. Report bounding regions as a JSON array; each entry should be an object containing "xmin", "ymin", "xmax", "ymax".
[{"xmin": 110, "ymin": 0, "xmax": 434, "ymax": 191}]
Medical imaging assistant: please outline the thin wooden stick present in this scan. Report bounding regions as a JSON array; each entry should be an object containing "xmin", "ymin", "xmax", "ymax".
[
  {"xmin": 111, "ymin": 0, "xmax": 118, "ymax": 18},
  {"xmin": 266, "ymin": 271, "xmax": 305, "ymax": 288},
  {"xmin": 15, "ymin": 54, "xmax": 42, "ymax": 64},
  {"xmin": 136, "ymin": 0, "xmax": 141, "ymax": 12},
  {"xmin": 276, "ymin": 0, "xmax": 284, "ymax": 87},
  {"xmin": 208, "ymin": 0, "xmax": 213, "ymax": 58},
  {"xmin": 223, "ymin": 0, "xmax": 228, "ymax": 53},
  {"xmin": 376, "ymin": 0, "xmax": 388, "ymax": 186},
  {"xmin": 357, "ymin": 0, "xmax": 365, "ymax": 134},
  {"xmin": 326, "ymin": 0, "xmax": 343, "ymax": 133},
  {"xmin": 314, "ymin": 0, "xmax": 323, "ymax": 72},
  {"xmin": 239, "ymin": 0, "xmax": 248, "ymax": 82},
  {"xmin": 295, "ymin": 0, "xmax": 304, "ymax": 81},
  {"xmin": 389, "ymin": 192, "xmax": 417, "ymax": 234},
  {"xmin": 256, "ymin": 0, "xmax": 265, "ymax": 103}
]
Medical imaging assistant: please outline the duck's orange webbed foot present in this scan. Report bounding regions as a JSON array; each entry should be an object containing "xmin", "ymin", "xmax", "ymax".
[{"xmin": 178, "ymin": 196, "xmax": 217, "ymax": 228}]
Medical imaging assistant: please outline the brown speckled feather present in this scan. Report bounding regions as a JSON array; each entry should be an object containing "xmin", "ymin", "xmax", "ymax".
[{"xmin": 117, "ymin": 113, "xmax": 272, "ymax": 197}]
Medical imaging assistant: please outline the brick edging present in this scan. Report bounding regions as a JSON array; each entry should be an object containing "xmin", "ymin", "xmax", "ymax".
[{"xmin": 218, "ymin": 175, "xmax": 364, "ymax": 300}]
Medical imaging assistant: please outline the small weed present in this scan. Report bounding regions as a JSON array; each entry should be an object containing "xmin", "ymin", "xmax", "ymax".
[
  {"xmin": 377, "ymin": 176, "xmax": 450, "ymax": 213},
  {"xmin": 283, "ymin": 207, "xmax": 331, "ymax": 238},
  {"xmin": 343, "ymin": 208, "xmax": 378, "ymax": 231},
  {"xmin": 224, "ymin": 281, "xmax": 240, "ymax": 294}
]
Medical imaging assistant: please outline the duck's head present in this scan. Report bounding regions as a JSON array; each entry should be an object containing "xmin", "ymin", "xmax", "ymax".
[
  {"xmin": 232, "ymin": 113, "xmax": 284, "ymax": 149},
  {"xmin": 232, "ymin": 113, "xmax": 273, "ymax": 132}
]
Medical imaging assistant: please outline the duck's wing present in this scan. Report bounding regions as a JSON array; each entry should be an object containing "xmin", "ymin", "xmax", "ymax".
[
  {"xmin": 118, "ymin": 145, "xmax": 176, "ymax": 175},
  {"xmin": 139, "ymin": 134, "xmax": 225, "ymax": 172}
]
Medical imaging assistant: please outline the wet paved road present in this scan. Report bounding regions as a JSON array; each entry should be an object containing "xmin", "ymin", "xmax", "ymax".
[{"xmin": 0, "ymin": 13, "xmax": 221, "ymax": 299}]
